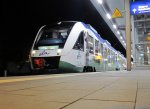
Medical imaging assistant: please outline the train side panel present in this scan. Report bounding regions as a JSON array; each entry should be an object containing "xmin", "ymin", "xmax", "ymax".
[
  {"xmin": 29, "ymin": 21, "xmax": 127, "ymax": 73},
  {"xmin": 59, "ymin": 22, "xmax": 86, "ymax": 72}
]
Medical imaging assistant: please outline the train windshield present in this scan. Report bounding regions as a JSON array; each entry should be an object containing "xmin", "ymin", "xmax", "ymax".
[{"xmin": 34, "ymin": 22, "xmax": 75, "ymax": 50}]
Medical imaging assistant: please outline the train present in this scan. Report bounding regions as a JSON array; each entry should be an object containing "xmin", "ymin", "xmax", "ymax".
[{"xmin": 29, "ymin": 21, "xmax": 126, "ymax": 73}]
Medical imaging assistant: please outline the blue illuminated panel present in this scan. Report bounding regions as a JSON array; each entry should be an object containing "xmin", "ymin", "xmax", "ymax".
[{"xmin": 130, "ymin": 1, "xmax": 150, "ymax": 15}]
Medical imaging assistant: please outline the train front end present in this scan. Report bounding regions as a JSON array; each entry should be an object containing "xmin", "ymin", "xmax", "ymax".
[{"xmin": 30, "ymin": 22, "xmax": 76, "ymax": 72}]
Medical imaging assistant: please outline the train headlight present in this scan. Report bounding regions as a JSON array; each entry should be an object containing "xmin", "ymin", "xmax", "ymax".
[
  {"xmin": 57, "ymin": 49, "xmax": 62, "ymax": 55},
  {"xmin": 31, "ymin": 50, "xmax": 36, "ymax": 55}
]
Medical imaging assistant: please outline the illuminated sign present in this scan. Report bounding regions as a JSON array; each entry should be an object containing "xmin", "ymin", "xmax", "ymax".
[
  {"xmin": 130, "ymin": 1, "xmax": 150, "ymax": 15},
  {"xmin": 112, "ymin": 8, "xmax": 122, "ymax": 18}
]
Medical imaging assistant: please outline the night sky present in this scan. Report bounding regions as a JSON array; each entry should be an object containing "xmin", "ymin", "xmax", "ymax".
[{"xmin": 2, "ymin": 0, "xmax": 126, "ymax": 63}]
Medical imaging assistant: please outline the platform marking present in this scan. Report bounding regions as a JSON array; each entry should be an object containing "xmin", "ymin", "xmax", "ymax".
[{"xmin": 0, "ymin": 72, "xmax": 101, "ymax": 84}]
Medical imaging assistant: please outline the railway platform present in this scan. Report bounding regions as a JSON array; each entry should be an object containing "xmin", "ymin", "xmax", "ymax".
[{"xmin": 0, "ymin": 70, "xmax": 150, "ymax": 109}]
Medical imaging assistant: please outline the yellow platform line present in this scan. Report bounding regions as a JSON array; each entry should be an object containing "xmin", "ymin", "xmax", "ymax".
[{"xmin": 0, "ymin": 72, "xmax": 100, "ymax": 84}]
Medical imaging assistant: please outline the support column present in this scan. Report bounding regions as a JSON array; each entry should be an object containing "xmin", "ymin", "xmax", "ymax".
[
  {"xmin": 125, "ymin": 0, "xmax": 131, "ymax": 71},
  {"xmin": 131, "ymin": 16, "xmax": 135, "ymax": 67},
  {"xmin": 144, "ymin": 45, "xmax": 148, "ymax": 65},
  {"xmin": 135, "ymin": 29, "xmax": 139, "ymax": 66}
]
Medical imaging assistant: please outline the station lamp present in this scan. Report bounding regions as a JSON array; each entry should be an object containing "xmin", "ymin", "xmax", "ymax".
[
  {"xmin": 97, "ymin": 0, "xmax": 103, "ymax": 4},
  {"xmin": 106, "ymin": 13, "xmax": 111, "ymax": 19},
  {"xmin": 117, "ymin": 31, "xmax": 120, "ymax": 35},
  {"xmin": 120, "ymin": 36, "xmax": 123, "ymax": 40},
  {"xmin": 113, "ymin": 24, "xmax": 117, "ymax": 29}
]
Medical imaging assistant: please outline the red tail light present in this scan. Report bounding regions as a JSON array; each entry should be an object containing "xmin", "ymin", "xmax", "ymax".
[{"xmin": 34, "ymin": 58, "xmax": 45, "ymax": 68}]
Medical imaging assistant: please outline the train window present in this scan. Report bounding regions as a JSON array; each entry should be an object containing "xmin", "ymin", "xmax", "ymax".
[
  {"xmin": 73, "ymin": 31, "xmax": 84, "ymax": 51},
  {"xmin": 88, "ymin": 36, "xmax": 94, "ymax": 54},
  {"xmin": 95, "ymin": 40, "xmax": 99, "ymax": 55},
  {"xmin": 101, "ymin": 44, "xmax": 103, "ymax": 56},
  {"xmin": 104, "ymin": 47, "xmax": 108, "ymax": 58},
  {"xmin": 94, "ymin": 40, "xmax": 102, "ymax": 63},
  {"xmin": 108, "ymin": 49, "xmax": 111, "ymax": 63},
  {"xmin": 111, "ymin": 51, "xmax": 115, "ymax": 63},
  {"xmin": 34, "ymin": 24, "xmax": 73, "ymax": 49},
  {"xmin": 115, "ymin": 54, "xmax": 118, "ymax": 62},
  {"xmin": 40, "ymin": 30, "xmax": 68, "ymax": 41}
]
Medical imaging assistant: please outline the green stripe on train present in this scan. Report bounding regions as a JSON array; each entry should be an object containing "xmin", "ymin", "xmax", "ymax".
[{"xmin": 59, "ymin": 61, "xmax": 83, "ymax": 72}]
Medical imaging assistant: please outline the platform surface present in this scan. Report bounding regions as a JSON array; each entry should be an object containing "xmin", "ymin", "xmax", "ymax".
[{"xmin": 0, "ymin": 70, "xmax": 150, "ymax": 109}]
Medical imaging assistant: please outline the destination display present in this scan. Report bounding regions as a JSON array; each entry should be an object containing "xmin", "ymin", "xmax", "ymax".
[{"xmin": 130, "ymin": 1, "xmax": 150, "ymax": 15}]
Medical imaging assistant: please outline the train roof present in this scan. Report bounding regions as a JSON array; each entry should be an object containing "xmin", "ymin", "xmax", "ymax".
[
  {"xmin": 43, "ymin": 21, "xmax": 125, "ymax": 58},
  {"xmin": 81, "ymin": 22, "xmax": 117, "ymax": 52},
  {"xmin": 44, "ymin": 21, "xmax": 77, "ymax": 29},
  {"xmin": 81, "ymin": 22, "xmax": 106, "ymax": 43}
]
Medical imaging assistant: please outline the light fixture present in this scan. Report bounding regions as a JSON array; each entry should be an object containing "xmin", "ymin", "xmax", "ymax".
[
  {"xmin": 113, "ymin": 24, "xmax": 117, "ymax": 29},
  {"xmin": 120, "ymin": 36, "xmax": 123, "ymax": 39},
  {"xmin": 104, "ymin": 58, "xmax": 108, "ymax": 61},
  {"xmin": 57, "ymin": 49, "xmax": 62, "ymax": 55},
  {"xmin": 97, "ymin": 0, "xmax": 103, "ymax": 4},
  {"xmin": 57, "ymin": 22, "xmax": 61, "ymax": 25},
  {"xmin": 117, "ymin": 31, "xmax": 120, "ymax": 35},
  {"xmin": 106, "ymin": 13, "xmax": 111, "ymax": 19},
  {"xmin": 31, "ymin": 50, "xmax": 36, "ymax": 55},
  {"xmin": 147, "ymin": 46, "xmax": 150, "ymax": 53}
]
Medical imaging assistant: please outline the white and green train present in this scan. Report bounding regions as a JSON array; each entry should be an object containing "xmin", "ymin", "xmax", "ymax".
[{"xmin": 29, "ymin": 21, "xmax": 126, "ymax": 73}]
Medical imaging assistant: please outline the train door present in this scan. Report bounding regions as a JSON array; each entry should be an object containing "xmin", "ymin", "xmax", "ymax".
[
  {"xmin": 103, "ymin": 46, "xmax": 108, "ymax": 71},
  {"xmin": 100, "ymin": 43, "xmax": 104, "ymax": 71},
  {"xmin": 94, "ymin": 40, "xmax": 101, "ymax": 71},
  {"xmin": 73, "ymin": 31, "xmax": 85, "ymax": 67},
  {"xmin": 85, "ymin": 32, "xmax": 90, "ymax": 66}
]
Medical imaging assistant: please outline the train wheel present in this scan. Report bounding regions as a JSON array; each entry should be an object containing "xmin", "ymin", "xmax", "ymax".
[
  {"xmin": 83, "ymin": 66, "xmax": 86, "ymax": 72},
  {"xmin": 90, "ymin": 66, "xmax": 93, "ymax": 72},
  {"xmin": 86, "ymin": 66, "xmax": 89, "ymax": 72},
  {"xmin": 87, "ymin": 66, "xmax": 89, "ymax": 72},
  {"xmin": 93, "ymin": 67, "xmax": 96, "ymax": 72}
]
